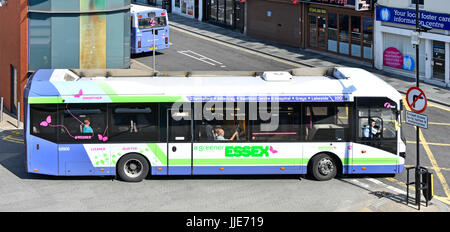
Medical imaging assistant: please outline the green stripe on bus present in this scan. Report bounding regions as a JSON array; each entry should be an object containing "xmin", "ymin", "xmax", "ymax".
[
  {"xmin": 28, "ymin": 97, "xmax": 64, "ymax": 104},
  {"xmin": 342, "ymin": 158, "xmax": 399, "ymax": 165},
  {"xmin": 96, "ymin": 82, "xmax": 183, "ymax": 103},
  {"xmin": 146, "ymin": 144, "xmax": 167, "ymax": 165}
]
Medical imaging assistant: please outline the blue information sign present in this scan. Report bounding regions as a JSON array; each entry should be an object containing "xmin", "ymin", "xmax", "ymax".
[{"xmin": 376, "ymin": 5, "xmax": 450, "ymax": 31}]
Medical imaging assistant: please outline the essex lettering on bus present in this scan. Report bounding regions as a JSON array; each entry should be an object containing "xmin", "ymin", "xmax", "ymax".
[{"xmin": 225, "ymin": 146, "xmax": 270, "ymax": 157}]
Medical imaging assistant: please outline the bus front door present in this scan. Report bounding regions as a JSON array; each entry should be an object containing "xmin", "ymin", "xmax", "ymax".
[{"xmin": 167, "ymin": 109, "xmax": 192, "ymax": 175}]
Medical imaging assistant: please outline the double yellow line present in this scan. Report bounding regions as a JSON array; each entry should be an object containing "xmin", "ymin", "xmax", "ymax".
[{"xmin": 2, "ymin": 135, "xmax": 24, "ymax": 144}]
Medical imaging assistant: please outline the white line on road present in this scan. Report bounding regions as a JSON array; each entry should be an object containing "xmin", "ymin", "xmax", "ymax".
[{"xmin": 177, "ymin": 50, "xmax": 226, "ymax": 68}]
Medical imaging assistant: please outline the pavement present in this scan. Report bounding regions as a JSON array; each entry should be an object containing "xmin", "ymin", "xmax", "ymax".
[{"xmin": 168, "ymin": 13, "xmax": 450, "ymax": 108}]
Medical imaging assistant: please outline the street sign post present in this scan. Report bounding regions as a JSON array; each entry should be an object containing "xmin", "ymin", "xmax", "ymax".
[
  {"xmin": 405, "ymin": 110, "xmax": 428, "ymax": 129},
  {"xmin": 405, "ymin": 84, "xmax": 429, "ymax": 210}
]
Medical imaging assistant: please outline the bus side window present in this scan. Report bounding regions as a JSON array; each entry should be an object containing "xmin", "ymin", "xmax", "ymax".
[
  {"xmin": 58, "ymin": 104, "xmax": 107, "ymax": 143},
  {"xmin": 195, "ymin": 102, "xmax": 246, "ymax": 142},
  {"xmin": 30, "ymin": 104, "xmax": 58, "ymax": 142},
  {"xmin": 109, "ymin": 103, "xmax": 159, "ymax": 142},
  {"xmin": 303, "ymin": 104, "xmax": 350, "ymax": 142}
]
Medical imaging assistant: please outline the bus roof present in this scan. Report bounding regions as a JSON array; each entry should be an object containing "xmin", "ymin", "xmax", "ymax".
[
  {"xmin": 26, "ymin": 67, "xmax": 402, "ymax": 104},
  {"xmin": 131, "ymin": 4, "xmax": 166, "ymax": 14}
]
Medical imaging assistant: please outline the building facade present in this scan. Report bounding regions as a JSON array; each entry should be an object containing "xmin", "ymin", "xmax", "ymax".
[
  {"xmin": 0, "ymin": 0, "xmax": 131, "ymax": 120},
  {"xmin": 374, "ymin": 0, "xmax": 450, "ymax": 86},
  {"xmin": 246, "ymin": 0, "xmax": 374, "ymax": 61}
]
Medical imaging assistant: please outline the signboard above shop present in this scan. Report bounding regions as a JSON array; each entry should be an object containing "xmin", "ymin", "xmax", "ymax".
[
  {"xmin": 376, "ymin": 5, "xmax": 450, "ymax": 31},
  {"xmin": 299, "ymin": 0, "xmax": 372, "ymax": 11}
]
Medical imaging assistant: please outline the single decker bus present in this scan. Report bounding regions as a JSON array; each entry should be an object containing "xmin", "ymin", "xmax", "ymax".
[
  {"xmin": 24, "ymin": 67, "xmax": 406, "ymax": 182},
  {"xmin": 131, "ymin": 4, "xmax": 169, "ymax": 54}
]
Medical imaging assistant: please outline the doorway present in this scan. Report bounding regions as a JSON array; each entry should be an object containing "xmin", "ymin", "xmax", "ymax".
[
  {"xmin": 308, "ymin": 14, "xmax": 327, "ymax": 50},
  {"xmin": 433, "ymin": 41, "xmax": 446, "ymax": 80}
]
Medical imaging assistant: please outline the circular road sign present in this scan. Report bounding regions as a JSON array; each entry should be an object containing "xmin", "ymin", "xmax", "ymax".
[{"xmin": 406, "ymin": 87, "xmax": 427, "ymax": 114}]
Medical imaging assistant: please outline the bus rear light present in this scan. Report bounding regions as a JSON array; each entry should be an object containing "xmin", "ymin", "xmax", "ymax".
[
  {"xmin": 138, "ymin": 41, "xmax": 141, "ymax": 48},
  {"xmin": 165, "ymin": 37, "xmax": 168, "ymax": 44},
  {"xmin": 161, "ymin": 12, "xmax": 165, "ymax": 16}
]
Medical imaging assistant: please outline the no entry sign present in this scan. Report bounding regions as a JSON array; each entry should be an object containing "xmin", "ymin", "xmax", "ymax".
[{"xmin": 406, "ymin": 87, "xmax": 427, "ymax": 114}]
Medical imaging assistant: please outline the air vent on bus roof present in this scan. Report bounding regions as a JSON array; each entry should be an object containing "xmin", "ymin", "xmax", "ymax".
[{"xmin": 262, "ymin": 71, "xmax": 292, "ymax": 81}]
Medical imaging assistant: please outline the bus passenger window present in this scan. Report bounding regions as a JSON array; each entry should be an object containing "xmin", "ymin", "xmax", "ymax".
[
  {"xmin": 58, "ymin": 104, "xmax": 107, "ymax": 143},
  {"xmin": 303, "ymin": 104, "xmax": 350, "ymax": 142},
  {"xmin": 249, "ymin": 103, "xmax": 301, "ymax": 142},
  {"xmin": 195, "ymin": 102, "xmax": 246, "ymax": 142},
  {"xmin": 30, "ymin": 104, "xmax": 58, "ymax": 142},
  {"xmin": 109, "ymin": 104, "xmax": 159, "ymax": 142}
]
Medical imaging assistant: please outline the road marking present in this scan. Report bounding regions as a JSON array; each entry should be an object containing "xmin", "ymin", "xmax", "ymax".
[
  {"xmin": 2, "ymin": 135, "xmax": 24, "ymax": 144},
  {"xmin": 178, "ymin": 50, "xmax": 226, "ymax": 68},
  {"xmin": 429, "ymin": 103, "xmax": 450, "ymax": 112},
  {"xmin": 406, "ymin": 141, "xmax": 450, "ymax": 147},
  {"xmin": 171, "ymin": 26, "xmax": 304, "ymax": 68}
]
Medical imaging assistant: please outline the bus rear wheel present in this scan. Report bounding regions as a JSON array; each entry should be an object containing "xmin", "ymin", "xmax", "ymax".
[
  {"xmin": 117, "ymin": 153, "xmax": 149, "ymax": 182},
  {"xmin": 309, "ymin": 153, "xmax": 337, "ymax": 181}
]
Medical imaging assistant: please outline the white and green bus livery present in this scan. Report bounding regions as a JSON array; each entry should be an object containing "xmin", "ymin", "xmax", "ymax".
[{"xmin": 24, "ymin": 67, "xmax": 406, "ymax": 182}]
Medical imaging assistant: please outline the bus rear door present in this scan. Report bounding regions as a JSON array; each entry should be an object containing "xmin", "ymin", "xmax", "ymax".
[{"xmin": 167, "ymin": 108, "xmax": 192, "ymax": 175}]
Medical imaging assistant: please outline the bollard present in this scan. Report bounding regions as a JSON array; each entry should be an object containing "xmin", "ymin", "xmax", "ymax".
[{"xmin": 17, "ymin": 102, "xmax": 20, "ymax": 128}]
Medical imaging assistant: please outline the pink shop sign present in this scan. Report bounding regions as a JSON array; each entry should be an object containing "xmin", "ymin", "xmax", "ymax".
[{"xmin": 383, "ymin": 47, "xmax": 403, "ymax": 69}]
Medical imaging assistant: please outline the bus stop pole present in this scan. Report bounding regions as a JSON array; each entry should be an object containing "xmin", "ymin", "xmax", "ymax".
[{"xmin": 153, "ymin": 28, "xmax": 156, "ymax": 73}]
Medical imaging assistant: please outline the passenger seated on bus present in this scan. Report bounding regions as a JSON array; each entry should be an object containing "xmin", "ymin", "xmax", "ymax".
[
  {"xmin": 214, "ymin": 127, "xmax": 238, "ymax": 141},
  {"xmin": 363, "ymin": 119, "xmax": 384, "ymax": 138},
  {"xmin": 82, "ymin": 119, "xmax": 94, "ymax": 134}
]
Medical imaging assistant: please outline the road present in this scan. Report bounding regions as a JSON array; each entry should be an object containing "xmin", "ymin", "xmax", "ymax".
[{"xmin": 132, "ymin": 27, "xmax": 302, "ymax": 72}]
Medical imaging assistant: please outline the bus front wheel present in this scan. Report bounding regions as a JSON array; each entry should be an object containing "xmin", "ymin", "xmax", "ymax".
[
  {"xmin": 309, "ymin": 153, "xmax": 337, "ymax": 181},
  {"xmin": 117, "ymin": 153, "xmax": 150, "ymax": 182}
]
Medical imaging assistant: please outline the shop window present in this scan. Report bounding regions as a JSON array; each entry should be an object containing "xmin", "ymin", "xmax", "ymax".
[
  {"xmin": 328, "ymin": 13, "xmax": 338, "ymax": 53},
  {"xmin": 339, "ymin": 14, "xmax": 349, "ymax": 55},
  {"xmin": 30, "ymin": 104, "xmax": 58, "ymax": 143},
  {"xmin": 195, "ymin": 102, "xmax": 246, "ymax": 142},
  {"xmin": 249, "ymin": 103, "xmax": 301, "ymax": 142},
  {"xmin": 303, "ymin": 104, "xmax": 350, "ymax": 142},
  {"xmin": 58, "ymin": 104, "xmax": 108, "ymax": 143},
  {"xmin": 351, "ymin": 16, "xmax": 361, "ymax": 57},
  {"xmin": 109, "ymin": 103, "xmax": 159, "ymax": 142},
  {"xmin": 363, "ymin": 17, "xmax": 373, "ymax": 59}
]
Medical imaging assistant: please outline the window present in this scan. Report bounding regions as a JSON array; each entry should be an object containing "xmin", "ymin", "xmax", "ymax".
[
  {"xmin": 109, "ymin": 103, "xmax": 159, "ymax": 142},
  {"xmin": 363, "ymin": 17, "xmax": 373, "ymax": 59},
  {"xmin": 328, "ymin": 13, "xmax": 338, "ymax": 53},
  {"xmin": 249, "ymin": 103, "xmax": 301, "ymax": 142},
  {"xmin": 58, "ymin": 104, "xmax": 108, "ymax": 143},
  {"xmin": 339, "ymin": 14, "xmax": 349, "ymax": 55},
  {"xmin": 30, "ymin": 104, "xmax": 58, "ymax": 142},
  {"xmin": 303, "ymin": 104, "xmax": 351, "ymax": 142},
  {"xmin": 195, "ymin": 102, "xmax": 246, "ymax": 142},
  {"xmin": 138, "ymin": 16, "xmax": 167, "ymax": 29}
]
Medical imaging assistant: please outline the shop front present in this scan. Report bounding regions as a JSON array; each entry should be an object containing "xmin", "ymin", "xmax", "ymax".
[
  {"xmin": 204, "ymin": 0, "xmax": 245, "ymax": 32},
  {"xmin": 374, "ymin": 5, "xmax": 450, "ymax": 86},
  {"xmin": 304, "ymin": 2, "xmax": 374, "ymax": 61}
]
